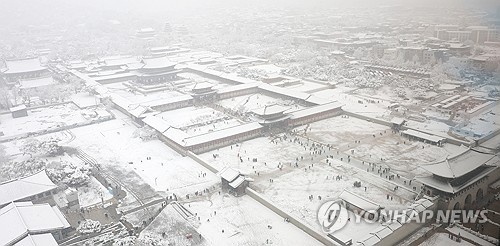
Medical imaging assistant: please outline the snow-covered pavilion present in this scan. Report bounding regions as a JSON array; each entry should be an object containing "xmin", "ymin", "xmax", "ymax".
[
  {"xmin": 251, "ymin": 105, "xmax": 292, "ymax": 129},
  {"xmin": 136, "ymin": 56, "xmax": 179, "ymax": 84},
  {"xmin": 190, "ymin": 82, "xmax": 217, "ymax": 103},
  {"xmin": 218, "ymin": 167, "xmax": 250, "ymax": 196}
]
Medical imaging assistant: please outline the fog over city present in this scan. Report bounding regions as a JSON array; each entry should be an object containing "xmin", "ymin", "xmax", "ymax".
[{"xmin": 0, "ymin": 1, "xmax": 499, "ymax": 246}]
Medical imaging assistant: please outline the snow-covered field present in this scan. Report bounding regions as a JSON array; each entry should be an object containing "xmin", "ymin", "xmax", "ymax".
[
  {"xmin": 105, "ymin": 82, "xmax": 185, "ymax": 104},
  {"xmin": 78, "ymin": 176, "xmax": 114, "ymax": 207},
  {"xmin": 155, "ymin": 106, "xmax": 244, "ymax": 135},
  {"xmin": 405, "ymin": 120, "xmax": 454, "ymax": 139},
  {"xmin": 183, "ymin": 118, "xmax": 243, "ymax": 136},
  {"xmin": 200, "ymin": 118, "xmax": 451, "ymax": 179},
  {"xmin": 177, "ymin": 72, "xmax": 230, "ymax": 87},
  {"xmin": 71, "ymin": 92, "xmax": 100, "ymax": 108},
  {"xmin": 67, "ymin": 110, "xmax": 219, "ymax": 197},
  {"xmin": 297, "ymin": 116, "xmax": 389, "ymax": 145},
  {"xmin": 312, "ymin": 87, "xmax": 355, "ymax": 99},
  {"xmin": 420, "ymin": 233, "xmax": 474, "ymax": 246},
  {"xmin": 141, "ymin": 204, "xmax": 203, "ymax": 246},
  {"xmin": 253, "ymin": 160, "xmax": 415, "ymax": 231},
  {"xmin": 201, "ymin": 133, "xmax": 417, "ymax": 231},
  {"xmin": 0, "ymin": 103, "xmax": 107, "ymax": 138},
  {"xmin": 248, "ymin": 64, "xmax": 283, "ymax": 75},
  {"xmin": 186, "ymin": 194, "xmax": 325, "ymax": 246},
  {"xmin": 446, "ymin": 225, "xmax": 497, "ymax": 246},
  {"xmin": 294, "ymin": 116, "xmax": 465, "ymax": 176},
  {"xmin": 216, "ymin": 93, "xmax": 305, "ymax": 113},
  {"xmin": 313, "ymin": 86, "xmax": 393, "ymax": 118},
  {"xmin": 276, "ymin": 80, "xmax": 327, "ymax": 93},
  {"xmin": 1, "ymin": 131, "xmax": 71, "ymax": 159},
  {"xmin": 156, "ymin": 106, "xmax": 228, "ymax": 127}
]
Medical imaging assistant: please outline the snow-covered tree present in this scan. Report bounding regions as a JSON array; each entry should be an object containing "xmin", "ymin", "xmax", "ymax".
[
  {"xmin": 353, "ymin": 48, "xmax": 365, "ymax": 60},
  {"xmin": 0, "ymin": 159, "xmax": 47, "ymax": 180},
  {"xmin": 0, "ymin": 86, "xmax": 11, "ymax": 109},
  {"xmin": 113, "ymin": 233, "xmax": 165, "ymax": 246},
  {"xmin": 237, "ymin": 67, "xmax": 267, "ymax": 80},
  {"xmin": 20, "ymin": 138, "xmax": 42, "ymax": 158},
  {"xmin": 0, "ymin": 144, "xmax": 9, "ymax": 165},
  {"xmin": 133, "ymin": 126, "xmax": 157, "ymax": 140},
  {"xmin": 77, "ymin": 219, "xmax": 101, "ymax": 234},
  {"xmin": 46, "ymin": 160, "xmax": 92, "ymax": 186},
  {"xmin": 20, "ymin": 138, "xmax": 63, "ymax": 157}
]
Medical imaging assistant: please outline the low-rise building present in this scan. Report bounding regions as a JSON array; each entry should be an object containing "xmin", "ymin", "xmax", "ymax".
[
  {"xmin": 0, "ymin": 170, "xmax": 58, "ymax": 208},
  {"xmin": 218, "ymin": 167, "xmax": 250, "ymax": 196},
  {"xmin": 1, "ymin": 58, "xmax": 49, "ymax": 85},
  {"xmin": 0, "ymin": 201, "xmax": 71, "ymax": 245},
  {"xmin": 9, "ymin": 104, "xmax": 28, "ymax": 118}
]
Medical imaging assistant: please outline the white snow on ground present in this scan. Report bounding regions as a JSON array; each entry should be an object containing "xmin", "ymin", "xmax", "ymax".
[
  {"xmin": 354, "ymin": 86, "xmax": 402, "ymax": 104},
  {"xmin": 141, "ymin": 204, "xmax": 202, "ymax": 246},
  {"xmin": 281, "ymin": 80, "xmax": 328, "ymax": 93},
  {"xmin": 177, "ymin": 72, "xmax": 229, "ymax": 87},
  {"xmin": 312, "ymin": 87, "xmax": 355, "ymax": 100},
  {"xmin": 1, "ymin": 131, "xmax": 70, "ymax": 158},
  {"xmin": 419, "ymin": 233, "xmax": 473, "ymax": 246},
  {"xmin": 68, "ymin": 110, "xmax": 219, "ymax": 196},
  {"xmin": 296, "ymin": 116, "xmax": 465, "ymax": 176},
  {"xmin": 405, "ymin": 120, "xmax": 454, "ymax": 140},
  {"xmin": 297, "ymin": 116, "xmax": 389, "ymax": 144},
  {"xmin": 183, "ymin": 118, "xmax": 242, "ymax": 136},
  {"xmin": 248, "ymin": 64, "xmax": 283, "ymax": 75},
  {"xmin": 201, "ymin": 134, "xmax": 416, "ymax": 231},
  {"xmin": 216, "ymin": 93, "xmax": 305, "ymax": 113},
  {"xmin": 154, "ymin": 106, "xmax": 239, "ymax": 133},
  {"xmin": 187, "ymin": 194, "xmax": 325, "ymax": 246},
  {"xmin": 122, "ymin": 202, "xmax": 164, "ymax": 228},
  {"xmin": 200, "ymin": 136, "xmax": 307, "ymax": 176},
  {"xmin": 0, "ymin": 103, "xmax": 105, "ymax": 138},
  {"xmin": 330, "ymin": 210, "xmax": 382, "ymax": 243},
  {"xmin": 446, "ymin": 226, "xmax": 496, "ymax": 246},
  {"xmin": 253, "ymin": 160, "xmax": 415, "ymax": 231},
  {"xmin": 71, "ymin": 92, "xmax": 100, "ymax": 108},
  {"xmin": 104, "ymin": 82, "xmax": 185, "ymax": 104},
  {"xmin": 78, "ymin": 176, "xmax": 114, "ymax": 207},
  {"xmin": 313, "ymin": 86, "xmax": 393, "ymax": 118}
]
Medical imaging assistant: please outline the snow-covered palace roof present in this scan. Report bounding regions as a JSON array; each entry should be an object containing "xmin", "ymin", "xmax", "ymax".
[
  {"xmin": 140, "ymin": 56, "xmax": 176, "ymax": 70},
  {"xmin": 401, "ymin": 129, "xmax": 445, "ymax": 144},
  {"xmin": 9, "ymin": 104, "xmax": 27, "ymax": 112},
  {"xmin": 252, "ymin": 105, "xmax": 290, "ymax": 116},
  {"xmin": 420, "ymin": 148, "xmax": 498, "ymax": 178},
  {"xmin": 0, "ymin": 202, "xmax": 70, "ymax": 245},
  {"xmin": 0, "ymin": 170, "xmax": 57, "ymax": 207},
  {"xmin": 417, "ymin": 149, "xmax": 499, "ymax": 194},
  {"xmin": 3, "ymin": 58, "xmax": 47, "ymax": 75},
  {"xmin": 218, "ymin": 167, "xmax": 241, "ymax": 182}
]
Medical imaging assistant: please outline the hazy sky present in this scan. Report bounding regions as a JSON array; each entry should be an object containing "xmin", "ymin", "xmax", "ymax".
[{"xmin": 0, "ymin": 0, "xmax": 498, "ymax": 31}]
